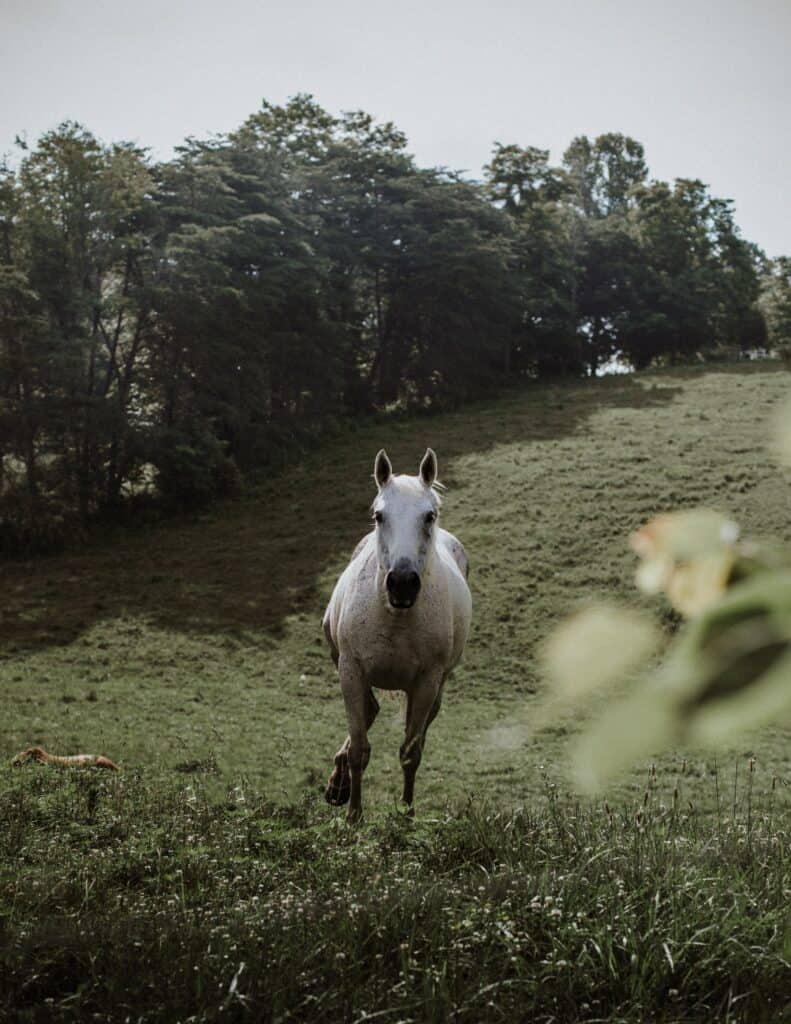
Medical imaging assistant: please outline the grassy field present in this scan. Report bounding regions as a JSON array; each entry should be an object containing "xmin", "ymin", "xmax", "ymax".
[{"xmin": 2, "ymin": 362, "xmax": 791, "ymax": 1021}]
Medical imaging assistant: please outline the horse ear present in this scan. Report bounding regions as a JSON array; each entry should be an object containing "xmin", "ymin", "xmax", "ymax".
[
  {"xmin": 374, "ymin": 449, "xmax": 392, "ymax": 488},
  {"xmin": 419, "ymin": 448, "xmax": 437, "ymax": 487}
]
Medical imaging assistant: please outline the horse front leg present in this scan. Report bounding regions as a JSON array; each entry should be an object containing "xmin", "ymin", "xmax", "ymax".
[
  {"xmin": 400, "ymin": 675, "xmax": 443, "ymax": 814},
  {"xmin": 330, "ymin": 658, "xmax": 376, "ymax": 823},
  {"xmin": 325, "ymin": 687, "xmax": 379, "ymax": 808}
]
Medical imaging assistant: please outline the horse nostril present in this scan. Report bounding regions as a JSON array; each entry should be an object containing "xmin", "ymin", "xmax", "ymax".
[
  {"xmin": 386, "ymin": 570, "xmax": 421, "ymax": 589},
  {"xmin": 386, "ymin": 567, "xmax": 422, "ymax": 605}
]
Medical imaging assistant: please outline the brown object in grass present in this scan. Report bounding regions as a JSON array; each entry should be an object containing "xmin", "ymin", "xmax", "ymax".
[{"xmin": 11, "ymin": 746, "xmax": 120, "ymax": 771}]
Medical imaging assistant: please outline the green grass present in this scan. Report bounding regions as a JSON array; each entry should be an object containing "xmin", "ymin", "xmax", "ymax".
[
  {"xmin": 2, "ymin": 362, "xmax": 791, "ymax": 1020},
  {"xmin": 0, "ymin": 767, "xmax": 788, "ymax": 1022}
]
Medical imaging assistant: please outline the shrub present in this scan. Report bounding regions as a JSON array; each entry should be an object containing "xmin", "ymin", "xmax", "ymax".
[
  {"xmin": 148, "ymin": 424, "xmax": 242, "ymax": 508},
  {"xmin": 0, "ymin": 491, "xmax": 84, "ymax": 556}
]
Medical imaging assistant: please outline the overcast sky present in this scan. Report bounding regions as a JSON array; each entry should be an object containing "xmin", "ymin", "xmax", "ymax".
[{"xmin": 2, "ymin": 0, "xmax": 789, "ymax": 256}]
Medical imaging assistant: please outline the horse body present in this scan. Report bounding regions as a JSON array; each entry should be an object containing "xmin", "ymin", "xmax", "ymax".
[
  {"xmin": 323, "ymin": 449, "xmax": 471, "ymax": 821},
  {"xmin": 326, "ymin": 527, "xmax": 469, "ymax": 689}
]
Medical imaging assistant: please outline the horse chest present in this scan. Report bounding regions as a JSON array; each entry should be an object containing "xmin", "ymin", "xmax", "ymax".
[{"xmin": 341, "ymin": 596, "xmax": 452, "ymax": 689}]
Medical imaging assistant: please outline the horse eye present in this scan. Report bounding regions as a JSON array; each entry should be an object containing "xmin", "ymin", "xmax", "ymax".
[
  {"xmin": 374, "ymin": 511, "xmax": 384, "ymax": 524},
  {"xmin": 425, "ymin": 511, "xmax": 436, "ymax": 525}
]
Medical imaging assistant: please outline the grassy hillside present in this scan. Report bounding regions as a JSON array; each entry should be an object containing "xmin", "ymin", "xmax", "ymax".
[
  {"xmin": 2, "ymin": 363, "xmax": 791, "ymax": 1022},
  {"xmin": 2, "ymin": 363, "xmax": 790, "ymax": 810}
]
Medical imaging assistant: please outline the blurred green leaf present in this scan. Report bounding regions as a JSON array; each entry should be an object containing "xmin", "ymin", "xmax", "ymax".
[{"xmin": 542, "ymin": 602, "xmax": 659, "ymax": 701}]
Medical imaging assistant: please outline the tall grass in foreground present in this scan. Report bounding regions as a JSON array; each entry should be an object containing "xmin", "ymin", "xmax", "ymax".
[{"xmin": 0, "ymin": 766, "xmax": 789, "ymax": 1023}]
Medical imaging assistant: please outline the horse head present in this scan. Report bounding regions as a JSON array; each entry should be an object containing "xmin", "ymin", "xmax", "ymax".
[{"xmin": 372, "ymin": 448, "xmax": 441, "ymax": 609}]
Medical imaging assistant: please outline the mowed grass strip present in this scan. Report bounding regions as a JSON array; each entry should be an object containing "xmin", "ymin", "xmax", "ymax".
[{"xmin": 0, "ymin": 767, "xmax": 788, "ymax": 1023}]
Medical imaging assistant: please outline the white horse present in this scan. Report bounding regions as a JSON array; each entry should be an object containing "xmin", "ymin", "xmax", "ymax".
[{"xmin": 323, "ymin": 448, "xmax": 472, "ymax": 822}]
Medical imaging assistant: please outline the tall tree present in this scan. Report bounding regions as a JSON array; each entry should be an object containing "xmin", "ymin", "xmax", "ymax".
[
  {"xmin": 485, "ymin": 145, "xmax": 579, "ymax": 375},
  {"xmin": 3, "ymin": 125, "xmax": 156, "ymax": 514},
  {"xmin": 563, "ymin": 133, "xmax": 648, "ymax": 218},
  {"xmin": 0, "ymin": 104, "xmax": 774, "ymax": 546},
  {"xmin": 760, "ymin": 257, "xmax": 791, "ymax": 349},
  {"xmin": 620, "ymin": 178, "xmax": 764, "ymax": 368}
]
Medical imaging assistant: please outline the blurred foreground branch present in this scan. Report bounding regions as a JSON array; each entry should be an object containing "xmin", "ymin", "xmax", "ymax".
[{"xmin": 543, "ymin": 402, "xmax": 791, "ymax": 791}]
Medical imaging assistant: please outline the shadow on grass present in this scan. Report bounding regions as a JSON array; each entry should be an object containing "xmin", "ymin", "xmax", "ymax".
[{"xmin": 0, "ymin": 375, "xmax": 681, "ymax": 652}]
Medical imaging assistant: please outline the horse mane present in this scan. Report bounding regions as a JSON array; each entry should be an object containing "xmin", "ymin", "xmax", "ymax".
[{"xmin": 427, "ymin": 480, "xmax": 444, "ymax": 510}]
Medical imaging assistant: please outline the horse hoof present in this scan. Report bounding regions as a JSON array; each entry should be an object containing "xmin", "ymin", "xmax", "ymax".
[
  {"xmin": 325, "ymin": 768, "xmax": 351, "ymax": 806},
  {"xmin": 346, "ymin": 807, "xmax": 363, "ymax": 825}
]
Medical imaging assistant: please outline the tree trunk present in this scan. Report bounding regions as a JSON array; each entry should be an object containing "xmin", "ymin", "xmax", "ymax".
[
  {"xmin": 21, "ymin": 377, "xmax": 37, "ymax": 497},
  {"xmin": 503, "ymin": 338, "xmax": 512, "ymax": 375}
]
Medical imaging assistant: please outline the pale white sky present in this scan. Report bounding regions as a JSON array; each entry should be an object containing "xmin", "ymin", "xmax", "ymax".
[{"xmin": 2, "ymin": 0, "xmax": 789, "ymax": 256}]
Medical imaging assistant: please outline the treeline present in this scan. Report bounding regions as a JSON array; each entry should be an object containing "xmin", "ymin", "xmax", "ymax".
[{"xmin": 1, "ymin": 95, "xmax": 789, "ymax": 550}]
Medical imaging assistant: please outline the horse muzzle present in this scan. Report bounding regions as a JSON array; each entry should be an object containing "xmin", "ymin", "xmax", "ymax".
[{"xmin": 385, "ymin": 565, "xmax": 422, "ymax": 609}]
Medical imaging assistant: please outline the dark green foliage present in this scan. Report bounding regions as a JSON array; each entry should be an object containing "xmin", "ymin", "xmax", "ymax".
[
  {"xmin": 484, "ymin": 144, "xmax": 578, "ymax": 376},
  {"xmin": 564, "ymin": 133, "xmax": 648, "ymax": 218},
  {"xmin": 0, "ymin": 492, "xmax": 82, "ymax": 554},
  {"xmin": 761, "ymin": 257, "xmax": 791, "ymax": 351},
  {"xmin": 619, "ymin": 179, "xmax": 765, "ymax": 370},
  {"xmin": 0, "ymin": 105, "xmax": 776, "ymax": 541},
  {"xmin": 146, "ymin": 422, "xmax": 242, "ymax": 508}
]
